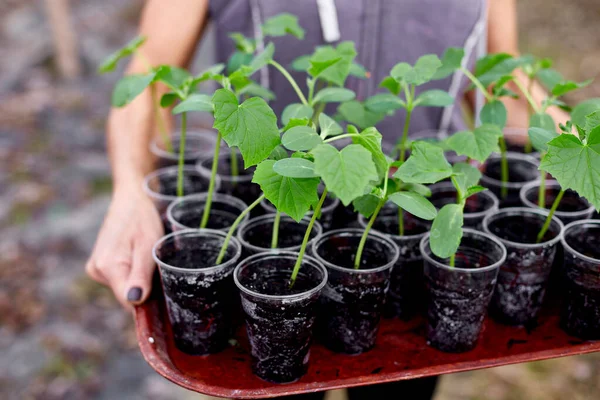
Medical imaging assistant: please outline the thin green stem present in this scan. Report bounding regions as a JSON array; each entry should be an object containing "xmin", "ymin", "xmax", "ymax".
[
  {"xmin": 398, "ymin": 207, "xmax": 404, "ymax": 236},
  {"xmin": 354, "ymin": 200, "xmax": 384, "ymax": 269},
  {"xmin": 513, "ymin": 78, "xmax": 541, "ymax": 114},
  {"xmin": 538, "ymin": 170, "xmax": 547, "ymax": 209},
  {"xmin": 460, "ymin": 67, "xmax": 493, "ymax": 102},
  {"xmin": 449, "ymin": 254, "xmax": 456, "ymax": 268},
  {"xmin": 271, "ymin": 210, "xmax": 281, "ymax": 249},
  {"xmin": 199, "ymin": 132, "xmax": 222, "ymax": 228},
  {"xmin": 150, "ymin": 84, "xmax": 173, "ymax": 153},
  {"xmin": 307, "ymin": 79, "xmax": 316, "ymax": 104},
  {"xmin": 451, "ymin": 175, "xmax": 465, "ymax": 203},
  {"xmin": 290, "ymin": 189, "xmax": 328, "ymax": 287},
  {"xmin": 498, "ymin": 136, "xmax": 509, "ymax": 199},
  {"xmin": 323, "ymin": 133, "xmax": 360, "ymax": 143},
  {"xmin": 312, "ymin": 102, "xmax": 327, "ymax": 126},
  {"xmin": 269, "ymin": 60, "xmax": 308, "ymax": 105},
  {"xmin": 134, "ymin": 49, "xmax": 153, "ymax": 72},
  {"xmin": 216, "ymin": 194, "xmax": 265, "ymax": 265},
  {"xmin": 230, "ymin": 148, "xmax": 239, "ymax": 187},
  {"xmin": 176, "ymin": 112, "xmax": 187, "ymax": 197},
  {"xmin": 536, "ymin": 189, "xmax": 564, "ymax": 243},
  {"xmin": 399, "ymin": 108, "xmax": 413, "ymax": 163}
]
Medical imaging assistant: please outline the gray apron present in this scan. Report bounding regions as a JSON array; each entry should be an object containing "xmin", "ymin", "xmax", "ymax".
[{"xmin": 209, "ymin": 0, "xmax": 487, "ymax": 145}]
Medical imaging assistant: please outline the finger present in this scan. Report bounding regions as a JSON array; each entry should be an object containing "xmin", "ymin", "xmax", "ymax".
[
  {"xmin": 126, "ymin": 239, "xmax": 156, "ymax": 305},
  {"xmin": 98, "ymin": 258, "xmax": 132, "ymax": 309},
  {"xmin": 85, "ymin": 259, "xmax": 108, "ymax": 285}
]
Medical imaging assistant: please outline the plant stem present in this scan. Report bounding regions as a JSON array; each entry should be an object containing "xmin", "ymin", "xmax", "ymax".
[
  {"xmin": 498, "ymin": 136, "xmax": 509, "ymax": 199},
  {"xmin": 538, "ymin": 170, "xmax": 547, "ymax": 209},
  {"xmin": 176, "ymin": 112, "xmax": 187, "ymax": 197},
  {"xmin": 269, "ymin": 60, "xmax": 308, "ymax": 106},
  {"xmin": 398, "ymin": 207, "xmax": 404, "ymax": 236},
  {"xmin": 289, "ymin": 189, "xmax": 328, "ymax": 287},
  {"xmin": 199, "ymin": 132, "xmax": 222, "ymax": 229},
  {"xmin": 215, "ymin": 194, "xmax": 265, "ymax": 265},
  {"xmin": 230, "ymin": 148, "xmax": 239, "ymax": 187},
  {"xmin": 536, "ymin": 189, "xmax": 564, "ymax": 243},
  {"xmin": 271, "ymin": 210, "xmax": 281, "ymax": 249},
  {"xmin": 323, "ymin": 133, "xmax": 360, "ymax": 143},
  {"xmin": 460, "ymin": 67, "xmax": 493, "ymax": 102},
  {"xmin": 449, "ymin": 253, "xmax": 456, "ymax": 268},
  {"xmin": 354, "ymin": 200, "xmax": 384, "ymax": 269},
  {"xmin": 399, "ymin": 108, "xmax": 413, "ymax": 163},
  {"xmin": 513, "ymin": 78, "xmax": 541, "ymax": 114},
  {"xmin": 150, "ymin": 84, "xmax": 173, "ymax": 153}
]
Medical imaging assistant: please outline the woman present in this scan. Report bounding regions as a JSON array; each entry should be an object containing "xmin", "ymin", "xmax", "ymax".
[{"xmin": 86, "ymin": 1, "xmax": 567, "ymax": 398}]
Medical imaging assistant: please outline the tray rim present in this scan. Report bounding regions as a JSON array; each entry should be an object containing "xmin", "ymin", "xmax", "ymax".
[{"xmin": 134, "ymin": 297, "xmax": 600, "ymax": 399}]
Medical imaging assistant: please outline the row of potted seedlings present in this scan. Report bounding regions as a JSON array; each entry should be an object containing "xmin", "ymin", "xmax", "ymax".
[{"xmin": 102, "ymin": 14, "xmax": 600, "ymax": 384}]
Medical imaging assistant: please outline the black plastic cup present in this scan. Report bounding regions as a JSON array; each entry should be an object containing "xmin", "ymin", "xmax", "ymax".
[
  {"xmin": 237, "ymin": 214, "xmax": 323, "ymax": 258},
  {"xmin": 560, "ymin": 220, "xmax": 600, "ymax": 339},
  {"xmin": 143, "ymin": 166, "xmax": 217, "ymax": 232},
  {"xmin": 503, "ymin": 127, "xmax": 541, "ymax": 159},
  {"xmin": 357, "ymin": 206, "xmax": 430, "ymax": 319},
  {"xmin": 520, "ymin": 180, "xmax": 595, "ymax": 225},
  {"xmin": 152, "ymin": 229, "xmax": 242, "ymax": 355},
  {"xmin": 480, "ymin": 152, "xmax": 539, "ymax": 208},
  {"xmin": 483, "ymin": 207, "xmax": 563, "ymax": 326},
  {"xmin": 430, "ymin": 182, "xmax": 499, "ymax": 229},
  {"xmin": 234, "ymin": 251, "xmax": 327, "ymax": 383},
  {"xmin": 196, "ymin": 150, "xmax": 262, "ymax": 207},
  {"xmin": 166, "ymin": 193, "xmax": 248, "ymax": 232},
  {"xmin": 311, "ymin": 229, "xmax": 399, "ymax": 354},
  {"xmin": 150, "ymin": 129, "xmax": 221, "ymax": 169},
  {"xmin": 421, "ymin": 229, "xmax": 506, "ymax": 353}
]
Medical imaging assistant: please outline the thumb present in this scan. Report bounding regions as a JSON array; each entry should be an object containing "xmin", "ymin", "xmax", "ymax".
[{"xmin": 126, "ymin": 239, "xmax": 156, "ymax": 306}]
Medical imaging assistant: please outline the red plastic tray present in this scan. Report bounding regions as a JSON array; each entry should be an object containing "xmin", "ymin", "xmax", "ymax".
[{"xmin": 135, "ymin": 285, "xmax": 600, "ymax": 399}]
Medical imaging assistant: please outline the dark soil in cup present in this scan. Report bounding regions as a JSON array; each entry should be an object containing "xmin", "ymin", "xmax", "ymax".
[
  {"xmin": 157, "ymin": 241, "xmax": 238, "ymax": 355},
  {"xmin": 316, "ymin": 236, "xmax": 392, "ymax": 354},
  {"xmin": 483, "ymin": 158, "xmax": 538, "ymax": 208},
  {"xmin": 487, "ymin": 214, "xmax": 560, "ymax": 325},
  {"xmin": 332, "ymin": 203, "xmax": 362, "ymax": 229},
  {"xmin": 158, "ymin": 173, "xmax": 209, "ymax": 197},
  {"xmin": 529, "ymin": 188, "xmax": 590, "ymax": 213},
  {"xmin": 201, "ymin": 154, "xmax": 261, "ymax": 206},
  {"xmin": 238, "ymin": 261, "xmax": 322, "ymax": 383},
  {"xmin": 175, "ymin": 208, "xmax": 238, "ymax": 230},
  {"xmin": 561, "ymin": 227, "xmax": 600, "ymax": 339},
  {"xmin": 372, "ymin": 214, "xmax": 429, "ymax": 320},
  {"xmin": 242, "ymin": 220, "xmax": 312, "ymax": 255},
  {"xmin": 426, "ymin": 250, "xmax": 497, "ymax": 353}
]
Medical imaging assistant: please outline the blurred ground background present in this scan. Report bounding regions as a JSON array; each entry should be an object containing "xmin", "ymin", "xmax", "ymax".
[{"xmin": 1, "ymin": 0, "xmax": 599, "ymax": 399}]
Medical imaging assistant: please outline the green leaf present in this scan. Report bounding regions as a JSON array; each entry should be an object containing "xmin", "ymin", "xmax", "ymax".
[
  {"xmin": 452, "ymin": 162, "xmax": 482, "ymax": 194},
  {"xmin": 273, "ymin": 157, "xmax": 319, "ymax": 178},
  {"xmin": 465, "ymin": 185, "xmax": 487, "ymax": 199},
  {"xmin": 432, "ymin": 47, "xmax": 464, "ymax": 80},
  {"xmin": 172, "ymin": 93, "xmax": 213, "ymax": 114},
  {"xmin": 282, "ymin": 126, "xmax": 323, "ymax": 151},
  {"xmin": 480, "ymin": 100, "xmax": 507, "ymax": 128},
  {"xmin": 529, "ymin": 112, "xmax": 555, "ymax": 133},
  {"xmin": 268, "ymin": 145, "xmax": 289, "ymax": 161},
  {"xmin": 212, "ymin": 89, "xmax": 280, "ymax": 166},
  {"xmin": 319, "ymin": 113, "xmax": 343, "ymax": 138},
  {"xmin": 247, "ymin": 42, "xmax": 275, "ymax": 74},
  {"xmin": 475, "ymin": 54, "xmax": 524, "ymax": 86},
  {"xmin": 160, "ymin": 92, "xmax": 179, "ymax": 107},
  {"xmin": 261, "ymin": 13, "xmax": 305, "ymax": 39},
  {"xmin": 283, "ymin": 118, "xmax": 311, "ymax": 131},
  {"xmin": 98, "ymin": 36, "xmax": 146, "ymax": 73},
  {"xmin": 282, "ymin": 103, "xmax": 313, "ymax": 125},
  {"xmin": 253, "ymin": 160, "xmax": 319, "ymax": 222},
  {"xmin": 312, "ymin": 87, "xmax": 356, "ymax": 104},
  {"xmin": 537, "ymin": 68, "xmax": 564, "ymax": 91},
  {"xmin": 227, "ymin": 51, "xmax": 253, "ymax": 74},
  {"xmin": 571, "ymin": 98, "xmax": 600, "ymax": 127},
  {"xmin": 392, "ymin": 55, "xmax": 442, "ymax": 86},
  {"xmin": 540, "ymin": 131, "xmax": 600, "ymax": 210},
  {"xmin": 351, "ymin": 127, "xmax": 388, "ymax": 180},
  {"xmin": 237, "ymin": 82, "xmax": 276, "ymax": 101},
  {"xmin": 379, "ymin": 76, "xmax": 401, "ymax": 95},
  {"xmin": 585, "ymin": 111, "xmax": 600, "ymax": 133},
  {"xmin": 290, "ymin": 55, "xmax": 310, "ymax": 71},
  {"xmin": 308, "ymin": 42, "xmax": 357, "ymax": 86},
  {"xmin": 312, "ymin": 144, "xmax": 378, "ymax": 206},
  {"xmin": 154, "ymin": 65, "xmax": 191, "ymax": 91},
  {"xmin": 429, "ymin": 204, "xmax": 464, "ymax": 259},
  {"xmin": 394, "ymin": 141, "xmax": 453, "ymax": 183},
  {"xmin": 228, "ymin": 33, "xmax": 255, "ymax": 53},
  {"xmin": 364, "ymin": 93, "xmax": 405, "ymax": 113},
  {"xmin": 446, "ymin": 124, "xmax": 502, "ymax": 162},
  {"xmin": 353, "ymin": 194, "xmax": 381, "ymax": 218},
  {"xmin": 111, "ymin": 73, "xmax": 155, "ymax": 107},
  {"xmin": 414, "ymin": 90, "xmax": 454, "ymax": 107},
  {"xmin": 389, "ymin": 191, "xmax": 437, "ymax": 220},
  {"xmin": 401, "ymin": 182, "xmax": 432, "ymax": 197},
  {"xmin": 552, "ymin": 80, "xmax": 592, "ymax": 97},
  {"xmin": 191, "ymin": 64, "xmax": 226, "ymax": 87},
  {"xmin": 349, "ymin": 62, "xmax": 368, "ymax": 78},
  {"xmin": 337, "ymin": 101, "xmax": 385, "ymax": 130}
]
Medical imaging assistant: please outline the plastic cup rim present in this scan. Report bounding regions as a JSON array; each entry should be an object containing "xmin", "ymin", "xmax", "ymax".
[{"xmin": 560, "ymin": 219, "xmax": 600, "ymax": 264}]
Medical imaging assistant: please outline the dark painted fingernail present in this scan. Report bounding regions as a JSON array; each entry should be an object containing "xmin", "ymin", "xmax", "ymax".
[{"xmin": 127, "ymin": 287, "xmax": 143, "ymax": 302}]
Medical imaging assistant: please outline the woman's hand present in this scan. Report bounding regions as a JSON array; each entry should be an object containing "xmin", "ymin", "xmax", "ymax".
[{"xmin": 86, "ymin": 187, "xmax": 163, "ymax": 309}]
